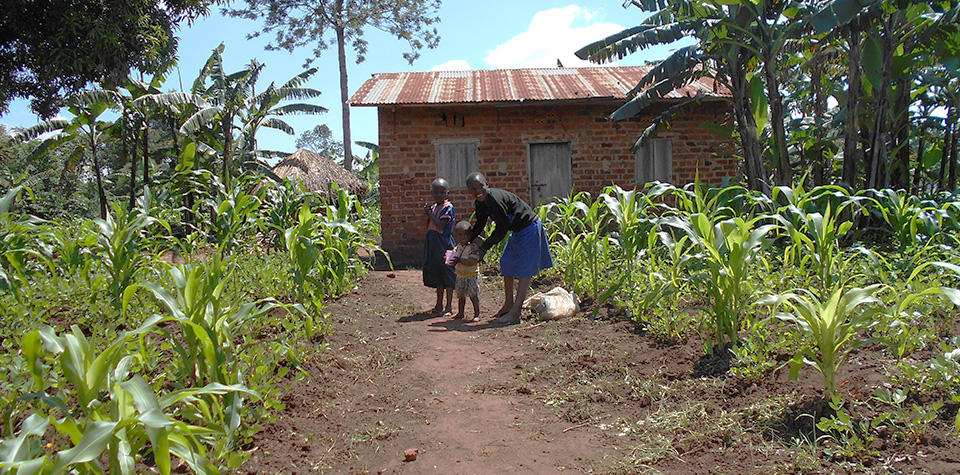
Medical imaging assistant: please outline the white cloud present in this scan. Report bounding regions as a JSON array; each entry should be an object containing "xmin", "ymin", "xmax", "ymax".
[
  {"xmin": 430, "ymin": 60, "xmax": 471, "ymax": 71},
  {"xmin": 484, "ymin": 6, "xmax": 625, "ymax": 69}
]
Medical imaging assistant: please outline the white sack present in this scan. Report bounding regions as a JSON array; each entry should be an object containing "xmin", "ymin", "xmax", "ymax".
[{"xmin": 523, "ymin": 286, "xmax": 580, "ymax": 321}]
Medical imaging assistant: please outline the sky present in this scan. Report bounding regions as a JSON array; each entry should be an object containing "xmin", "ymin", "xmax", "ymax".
[{"xmin": 1, "ymin": 1, "xmax": 691, "ymax": 156}]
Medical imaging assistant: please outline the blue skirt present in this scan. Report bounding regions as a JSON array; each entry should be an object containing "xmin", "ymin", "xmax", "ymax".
[
  {"xmin": 422, "ymin": 230, "xmax": 456, "ymax": 288},
  {"xmin": 500, "ymin": 219, "xmax": 553, "ymax": 278}
]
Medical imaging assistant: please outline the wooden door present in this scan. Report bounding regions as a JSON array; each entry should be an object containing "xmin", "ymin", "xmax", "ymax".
[{"xmin": 529, "ymin": 142, "xmax": 572, "ymax": 206}]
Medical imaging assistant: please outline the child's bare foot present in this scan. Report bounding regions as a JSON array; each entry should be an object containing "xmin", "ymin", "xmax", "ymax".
[
  {"xmin": 429, "ymin": 305, "xmax": 443, "ymax": 314},
  {"xmin": 452, "ymin": 313, "xmax": 464, "ymax": 320},
  {"xmin": 464, "ymin": 314, "xmax": 480, "ymax": 323}
]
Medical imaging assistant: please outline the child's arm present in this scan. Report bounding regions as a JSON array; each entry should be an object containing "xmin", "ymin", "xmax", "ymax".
[
  {"xmin": 423, "ymin": 204, "xmax": 452, "ymax": 228},
  {"xmin": 428, "ymin": 214, "xmax": 451, "ymax": 229},
  {"xmin": 457, "ymin": 245, "xmax": 480, "ymax": 266}
]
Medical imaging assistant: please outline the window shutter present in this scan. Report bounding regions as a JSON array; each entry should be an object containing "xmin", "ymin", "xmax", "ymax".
[
  {"xmin": 635, "ymin": 138, "xmax": 673, "ymax": 185},
  {"xmin": 436, "ymin": 142, "xmax": 478, "ymax": 188}
]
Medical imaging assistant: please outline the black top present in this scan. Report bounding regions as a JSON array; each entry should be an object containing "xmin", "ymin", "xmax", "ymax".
[{"xmin": 469, "ymin": 187, "xmax": 538, "ymax": 253}]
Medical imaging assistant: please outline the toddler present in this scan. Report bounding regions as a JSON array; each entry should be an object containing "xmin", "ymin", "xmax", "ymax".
[{"xmin": 451, "ymin": 220, "xmax": 482, "ymax": 322}]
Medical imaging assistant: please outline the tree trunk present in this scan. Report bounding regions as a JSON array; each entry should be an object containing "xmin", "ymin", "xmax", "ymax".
[
  {"xmin": 336, "ymin": 25, "xmax": 354, "ymax": 171},
  {"xmin": 222, "ymin": 115, "xmax": 232, "ymax": 189},
  {"xmin": 729, "ymin": 55, "xmax": 769, "ymax": 194},
  {"xmin": 939, "ymin": 105, "xmax": 952, "ymax": 190},
  {"xmin": 950, "ymin": 107, "xmax": 959, "ymax": 191},
  {"xmin": 888, "ymin": 80, "xmax": 911, "ymax": 190},
  {"xmin": 90, "ymin": 130, "xmax": 107, "ymax": 219},
  {"xmin": 912, "ymin": 135, "xmax": 924, "ymax": 194},
  {"xmin": 170, "ymin": 117, "xmax": 194, "ymax": 230},
  {"xmin": 142, "ymin": 120, "xmax": 150, "ymax": 190},
  {"xmin": 842, "ymin": 23, "xmax": 862, "ymax": 189},
  {"xmin": 763, "ymin": 47, "xmax": 791, "ymax": 186},
  {"xmin": 811, "ymin": 58, "xmax": 827, "ymax": 186},
  {"xmin": 866, "ymin": 18, "xmax": 893, "ymax": 190},
  {"xmin": 125, "ymin": 118, "xmax": 137, "ymax": 211}
]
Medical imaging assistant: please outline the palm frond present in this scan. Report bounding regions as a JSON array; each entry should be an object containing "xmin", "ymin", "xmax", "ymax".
[
  {"xmin": 192, "ymin": 43, "xmax": 226, "ymax": 93},
  {"xmin": 71, "ymin": 89, "xmax": 122, "ymax": 108},
  {"xmin": 274, "ymin": 87, "xmax": 323, "ymax": 101},
  {"xmin": 282, "ymin": 68, "xmax": 319, "ymax": 89},
  {"xmin": 268, "ymin": 103, "xmax": 328, "ymax": 116},
  {"xmin": 811, "ymin": 0, "xmax": 881, "ymax": 34},
  {"xmin": 632, "ymin": 97, "xmax": 706, "ymax": 151},
  {"xmin": 627, "ymin": 45, "xmax": 703, "ymax": 98},
  {"xmin": 15, "ymin": 120, "xmax": 73, "ymax": 141},
  {"xmin": 251, "ymin": 149, "xmax": 291, "ymax": 161},
  {"xmin": 26, "ymin": 134, "xmax": 73, "ymax": 161},
  {"xmin": 355, "ymin": 141, "xmax": 379, "ymax": 152},
  {"xmin": 133, "ymin": 92, "xmax": 209, "ymax": 110},
  {"xmin": 180, "ymin": 107, "xmax": 221, "ymax": 136},
  {"xmin": 624, "ymin": 0, "xmax": 674, "ymax": 12},
  {"xmin": 611, "ymin": 77, "xmax": 681, "ymax": 121},
  {"xmin": 642, "ymin": 10, "xmax": 678, "ymax": 27},
  {"xmin": 257, "ymin": 118, "xmax": 295, "ymax": 135},
  {"xmin": 928, "ymin": 4, "xmax": 960, "ymax": 42},
  {"xmin": 579, "ymin": 23, "xmax": 692, "ymax": 64}
]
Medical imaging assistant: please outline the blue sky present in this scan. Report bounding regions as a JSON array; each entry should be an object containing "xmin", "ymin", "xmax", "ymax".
[{"xmin": 2, "ymin": 2, "xmax": 690, "ymax": 155}]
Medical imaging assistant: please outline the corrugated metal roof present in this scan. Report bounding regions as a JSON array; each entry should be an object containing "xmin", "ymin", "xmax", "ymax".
[{"xmin": 348, "ymin": 66, "xmax": 730, "ymax": 106}]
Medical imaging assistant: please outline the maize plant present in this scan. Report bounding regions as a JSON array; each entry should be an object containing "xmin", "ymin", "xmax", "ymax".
[
  {"xmin": 663, "ymin": 213, "xmax": 776, "ymax": 353},
  {"xmin": 0, "ymin": 186, "xmax": 52, "ymax": 300},
  {"xmin": 94, "ymin": 201, "xmax": 162, "ymax": 313},
  {"xmin": 3, "ymin": 320, "xmax": 255, "ymax": 474},
  {"xmin": 761, "ymin": 285, "xmax": 885, "ymax": 399}
]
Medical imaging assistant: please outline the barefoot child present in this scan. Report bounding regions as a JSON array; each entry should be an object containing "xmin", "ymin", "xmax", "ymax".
[
  {"xmin": 422, "ymin": 178, "xmax": 456, "ymax": 315},
  {"xmin": 451, "ymin": 221, "xmax": 482, "ymax": 322}
]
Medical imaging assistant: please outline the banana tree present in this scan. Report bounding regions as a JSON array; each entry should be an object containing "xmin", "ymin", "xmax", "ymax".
[
  {"xmin": 354, "ymin": 140, "xmax": 380, "ymax": 199},
  {"xmin": 182, "ymin": 44, "xmax": 326, "ymax": 190},
  {"xmin": 16, "ymin": 90, "xmax": 122, "ymax": 218},
  {"xmin": 811, "ymin": 0, "xmax": 960, "ymax": 190},
  {"xmin": 576, "ymin": 0, "xmax": 809, "ymax": 193}
]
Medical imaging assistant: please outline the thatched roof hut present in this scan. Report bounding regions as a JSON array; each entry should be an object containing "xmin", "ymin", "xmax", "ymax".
[{"xmin": 271, "ymin": 149, "xmax": 367, "ymax": 198}]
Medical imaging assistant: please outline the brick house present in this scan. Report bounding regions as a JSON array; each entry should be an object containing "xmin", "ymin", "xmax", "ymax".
[{"xmin": 349, "ymin": 66, "xmax": 737, "ymax": 266}]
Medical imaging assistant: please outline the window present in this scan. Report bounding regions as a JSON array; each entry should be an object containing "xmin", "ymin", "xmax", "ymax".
[
  {"xmin": 635, "ymin": 138, "xmax": 672, "ymax": 185},
  {"xmin": 436, "ymin": 142, "xmax": 478, "ymax": 188}
]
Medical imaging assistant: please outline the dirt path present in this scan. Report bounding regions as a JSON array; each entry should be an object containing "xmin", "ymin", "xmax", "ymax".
[
  {"xmin": 242, "ymin": 270, "xmax": 624, "ymax": 474},
  {"xmin": 239, "ymin": 270, "xmax": 960, "ymax": 475}
]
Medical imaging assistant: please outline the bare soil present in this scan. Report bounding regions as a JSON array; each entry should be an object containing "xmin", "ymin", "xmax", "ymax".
[{"xmin": 238, "ymin": 270, "xmax": 960, "ymax": 474}]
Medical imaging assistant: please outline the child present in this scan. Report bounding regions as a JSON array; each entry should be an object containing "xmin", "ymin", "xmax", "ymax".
[
  {"xmin": 422, "ymin": 178, "xmax": 456, "ymax": 315},
  {"xmin": 451, "ymin": 220, "xmax": 482, "ymax": 322}
]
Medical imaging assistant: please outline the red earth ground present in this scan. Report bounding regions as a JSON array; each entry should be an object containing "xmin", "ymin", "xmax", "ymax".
[{"xmin": 238, "ymin": 270, "xmax": 960, "ymax": 475}]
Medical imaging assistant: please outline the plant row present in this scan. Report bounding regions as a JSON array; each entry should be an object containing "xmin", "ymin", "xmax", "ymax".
[
  {"xmin": 0, "ymin": 176, "xmax": 381, "ymax": 474},
  {"xmin": 538, "ymin": 180, "xmax": 960, "ymax": 457}
]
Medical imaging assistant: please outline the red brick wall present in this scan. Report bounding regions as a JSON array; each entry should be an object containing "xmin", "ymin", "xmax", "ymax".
[{"xmin": 377, "ymin": 100, "xmax": 738, "ymax": 266}]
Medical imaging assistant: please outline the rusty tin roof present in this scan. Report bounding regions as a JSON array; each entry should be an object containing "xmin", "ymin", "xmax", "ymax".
[{"xmin": 348, "ymin": 66, "xmax": 729, "ymax": 107}]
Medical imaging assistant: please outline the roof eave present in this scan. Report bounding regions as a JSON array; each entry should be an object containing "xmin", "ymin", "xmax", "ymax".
[{"xmin": 349, "ymin": 95, "xmax": 729, "ymax": 108}]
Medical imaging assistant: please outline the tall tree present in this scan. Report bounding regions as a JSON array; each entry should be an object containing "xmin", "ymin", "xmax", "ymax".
[
  {"xmin": 0, "ymin": 0, "xmax": 214, "ymax": 117},
  {"xmin": 226, "ymin": 0, "xmax": 441, "ymax": 171},
  {"xmin": 296, "ymin": 124, "xmax": 344, "ymax": 159}
]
